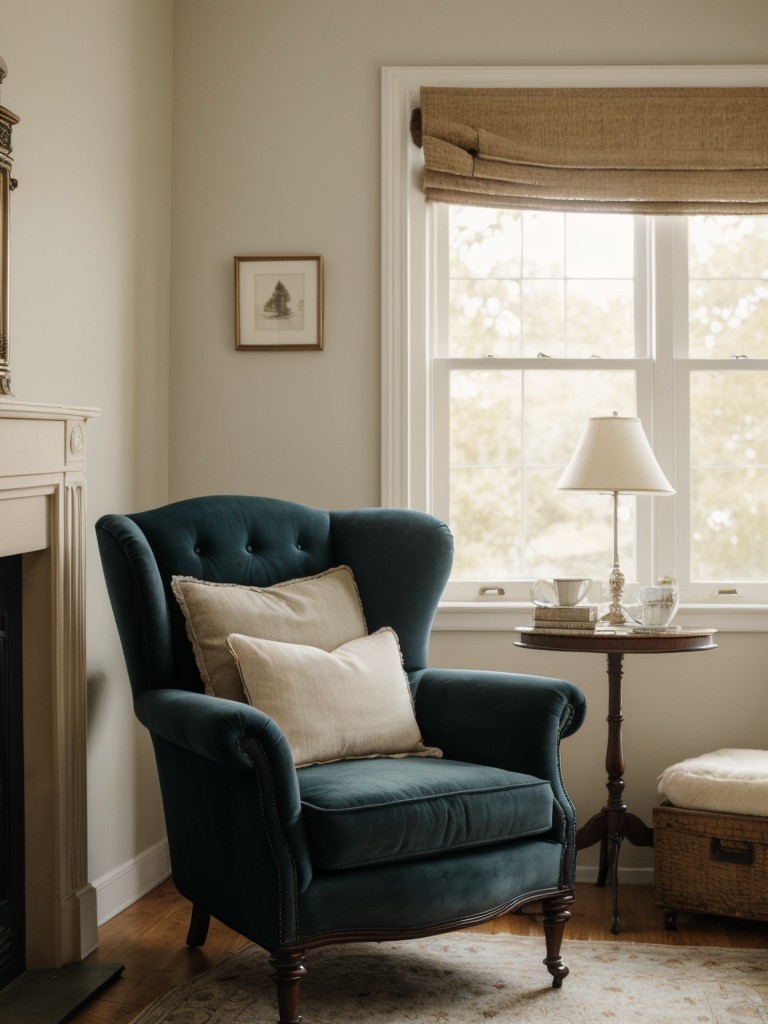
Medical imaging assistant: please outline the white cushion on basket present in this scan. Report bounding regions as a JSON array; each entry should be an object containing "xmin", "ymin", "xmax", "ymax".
[{"xmin": 658, "ymin": 748, "xmax": 768, "ymax": 817}]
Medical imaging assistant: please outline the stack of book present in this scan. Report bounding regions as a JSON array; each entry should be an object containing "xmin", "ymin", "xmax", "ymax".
[{"xmin": 531, "ymin": 604, "xmax": 599, "ymax": 635}]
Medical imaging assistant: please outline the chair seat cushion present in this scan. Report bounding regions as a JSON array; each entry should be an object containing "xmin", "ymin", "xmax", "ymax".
[{"xmin": 298, "ymin": 757, "xmax": 554, "ymax": 870}]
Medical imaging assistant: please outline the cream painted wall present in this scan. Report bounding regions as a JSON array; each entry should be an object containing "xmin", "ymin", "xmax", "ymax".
[
  {"xmin": 2, "ymin": 0, "xmax": 173, "ymax": 904},
  {"xmin": 169, "ymin": 0, "xmax": 768, "ymax": 508},
  {"xmin": 170, "ymin": 0, "xmax": 768, "ymax": 882}
]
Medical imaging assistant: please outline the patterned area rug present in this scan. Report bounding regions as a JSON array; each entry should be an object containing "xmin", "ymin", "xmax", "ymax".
[{"xmin": 131, "ymin": 931, "xmax": 768, "ymax": 1023}]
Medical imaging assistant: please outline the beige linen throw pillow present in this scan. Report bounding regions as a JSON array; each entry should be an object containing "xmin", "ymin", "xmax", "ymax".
[
  {"xmin": 227, "ymin": 627, "xmax": 442, "ymax": 767},
  {"xmin": 171, "ymin": 566, "xmax": 367, "ymax": 702}
]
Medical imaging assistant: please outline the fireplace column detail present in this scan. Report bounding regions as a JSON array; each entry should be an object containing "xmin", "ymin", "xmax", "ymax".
[{"xmin": 0, "ymin": 400, "xmax": 98, "ymax": 968}]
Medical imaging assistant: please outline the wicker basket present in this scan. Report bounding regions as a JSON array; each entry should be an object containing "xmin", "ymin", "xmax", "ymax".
[{"xmin": 654, "ymin": 802, "xmax": 768, "ymax": 922}]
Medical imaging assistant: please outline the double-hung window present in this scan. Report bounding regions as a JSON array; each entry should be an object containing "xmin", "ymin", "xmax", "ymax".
[{"xmin": 382, "ymin": 66, "xmax": 768, "ymax": 616}]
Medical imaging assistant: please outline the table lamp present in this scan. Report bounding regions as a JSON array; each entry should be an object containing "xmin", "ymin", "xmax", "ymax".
[{"xmin": 557, "ymin": 414, "xmax": 674, "ymax": 625}]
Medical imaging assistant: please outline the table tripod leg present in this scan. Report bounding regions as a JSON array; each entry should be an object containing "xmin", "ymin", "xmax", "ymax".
[
  {"xmin": 608, "ymin": 832, "xmax": 622, "ymax": 934},
  {"xmin": 596, "ymin": 833, "xmax": 609, "ymax": 888}
]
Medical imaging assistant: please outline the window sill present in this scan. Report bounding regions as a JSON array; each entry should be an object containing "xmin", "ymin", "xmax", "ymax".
[{"xmin": 433, "ymin": 601, "xmax": 767, "ymax": 633}]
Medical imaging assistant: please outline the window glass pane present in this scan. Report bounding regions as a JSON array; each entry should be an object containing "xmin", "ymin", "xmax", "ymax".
[
  {"xmin": 522, "ymin": 211, "xmax": 565, "ymax": 278},
  {"xmin": 690, "ymin": 371, "xmax": 768, "ymax": 580},
  {"xmin": 565, "ymin": 280, "xmax": 634, "ymax": 358},
  {"xmin": 566, "ymin": 214, "xmax": 634, "ymax": 278},
  {"xmin": 449, "ymin": 369, "xmax": 522, "ymax": 467},
  {"xmin": 448, "ymin": 279, "xmax": 521, "ymax": 357},
  {"xmin": 448, "ymin": 368, "xmax": 636, "ymax": 581},
  {"xmin": 448, "ymin": 207, "xmax": 521, "ymax": 279},
  {"xmin": 521, "ymin": 280, "xmax": 565, "ymax": 357},
  {"xmin": 450, "ymin": 466, "xmax": 524, "ymax": 579},
  {"xmin": 688, "ymin": 216, "xmax": 768, "ymax": 358}
]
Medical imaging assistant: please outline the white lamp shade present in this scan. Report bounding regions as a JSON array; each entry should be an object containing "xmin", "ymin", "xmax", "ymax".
[{"xmin": 557, "ymin": 416, "xmax": 675, "ymax": 494}]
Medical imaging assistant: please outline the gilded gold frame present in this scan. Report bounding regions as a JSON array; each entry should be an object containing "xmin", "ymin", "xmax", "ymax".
[
  {"xmin": 0, "ymin": 164, "xmax": 9, "ymax": 391},
  {"xmin": 0, "ymin": 96, "xmax": 20, "ymax": 395}
]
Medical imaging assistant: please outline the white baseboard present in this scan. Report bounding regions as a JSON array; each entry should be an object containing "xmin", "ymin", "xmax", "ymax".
[
  {"xmin": 576, "ymin": 864, "xmax": 655, "ymax": 886},
  {"xmin": 92, "ymin": 838, "xmax": 171, "ymax": 926}
]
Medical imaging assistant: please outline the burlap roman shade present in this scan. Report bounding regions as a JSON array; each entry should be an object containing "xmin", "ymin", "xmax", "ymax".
[{"xmin": 411, "ymin": 86, "xmax": 768, "ymax": 213}]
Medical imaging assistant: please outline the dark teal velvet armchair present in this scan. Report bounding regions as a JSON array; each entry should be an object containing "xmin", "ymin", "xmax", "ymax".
[{"xmin": 96, "ymin": 495, "xmax": 586, "ymax": 1024}]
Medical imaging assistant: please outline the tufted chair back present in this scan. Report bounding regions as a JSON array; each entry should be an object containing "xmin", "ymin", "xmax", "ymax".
[{"xmin": 96, "ymin": 495, "xmax": 454, "ymax": 700}]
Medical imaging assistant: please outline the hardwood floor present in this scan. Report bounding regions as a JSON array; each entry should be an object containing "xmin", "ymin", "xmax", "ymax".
[{"xmin": 71, "ymin": 878, "xmax": 768, "ymax": 1024}]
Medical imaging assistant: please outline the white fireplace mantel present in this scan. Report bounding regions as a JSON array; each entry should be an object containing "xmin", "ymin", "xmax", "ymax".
[{"xmin": 0, "ymin": 399, "xmax": 98, "ymax": 967}]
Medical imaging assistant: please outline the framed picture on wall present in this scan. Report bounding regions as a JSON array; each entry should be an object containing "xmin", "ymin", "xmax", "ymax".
[{"xmin": 234, "ymin": 255, "xmax": 324, "ymax": 351}]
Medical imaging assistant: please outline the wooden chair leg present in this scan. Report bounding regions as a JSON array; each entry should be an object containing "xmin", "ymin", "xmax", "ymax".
[
  {"xmin": 269, "ymin": 951, "xmax": 307, "ymax": 1024},
  {"xmin": 541, "ymin": 891, "xmax": 574, "ymax": 988},
  {"xmin": 185, "ymin": 902, "xmax": 211, "ymax": 947}
]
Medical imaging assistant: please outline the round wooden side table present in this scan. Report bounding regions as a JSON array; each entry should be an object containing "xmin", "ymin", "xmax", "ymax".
[{"xmin": 515, "ymin": 626, "xmax": 717, "ymax": 934}]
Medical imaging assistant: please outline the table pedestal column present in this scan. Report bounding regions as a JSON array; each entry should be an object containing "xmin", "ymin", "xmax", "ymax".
[{"xmin": 575, "ymin": 651, "xmax": 653, "ymax": 933}]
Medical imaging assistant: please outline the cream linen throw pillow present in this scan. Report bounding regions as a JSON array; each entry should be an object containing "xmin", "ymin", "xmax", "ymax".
[
  {"xmin": 227, "ymin": 627, "xmax": 442, "ymax": 767},
  {"xmin": 171, "ymin": 566, "xmax": 367, "ymax": 702}
]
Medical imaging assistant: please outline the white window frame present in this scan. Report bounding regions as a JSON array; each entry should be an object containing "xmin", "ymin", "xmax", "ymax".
[{"xmin": 381, "ymin": 64, "xmax": 768, "ymax": 631}]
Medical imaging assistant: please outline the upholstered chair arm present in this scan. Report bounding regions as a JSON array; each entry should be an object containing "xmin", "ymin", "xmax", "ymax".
[
  {"xmin": 134, "ymin": 688, "xmax": 294, "ymax": 771},
  {"xmin": 414, "ymin": 669, "xmax": 586, "ymax": 773},
  {"xmin": 414, "ymin": 668, "xmax": 585, "ymax": 854},
  {"xmin": 134, "ymin": 688, "xmax": 314, "ymax": 904}
]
